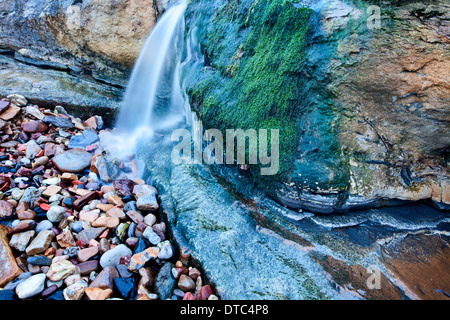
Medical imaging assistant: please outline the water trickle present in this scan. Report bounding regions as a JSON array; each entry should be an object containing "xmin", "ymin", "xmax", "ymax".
[
  {"xmin": 116, "ymin": 1, "xmax": 187, "ymax": 134},
  {"xmin": 104, "ymin": 1, "xmax": 189, "ymax": 179}
]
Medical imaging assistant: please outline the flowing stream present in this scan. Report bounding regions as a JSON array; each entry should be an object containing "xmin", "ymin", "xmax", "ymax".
[{"xmin": 109, "ymin": 1, "xmax": 450, "ymax": 300}]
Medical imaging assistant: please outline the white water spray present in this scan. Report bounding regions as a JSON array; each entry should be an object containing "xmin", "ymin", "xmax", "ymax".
[{"xmin": 104, "ymin": 1, "xmax": 188, "ymax": 179}]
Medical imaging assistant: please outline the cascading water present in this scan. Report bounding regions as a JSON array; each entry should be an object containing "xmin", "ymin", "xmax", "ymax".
[
  {"xmin": 104, "ymin": 1, "xmax": 189, "ymax": 179},
  {"xmin": 115, "ymin": 1, "xmax": 187, "ymax": 135}
]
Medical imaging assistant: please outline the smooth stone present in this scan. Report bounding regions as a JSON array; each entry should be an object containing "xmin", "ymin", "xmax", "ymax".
[
  {"xmin": 143, "ymin": 227, "xmax": 162, "ymax": 245},
  {"xmin": 46, "ymin": 260, "xmax": 76, "ymax": 281},
  {"xmin": 136, "ymin": 193, "xmax": 159, "ymax": 211},
  {"xmin": 0, "ymin": 200, "xmax": 13, "ymax": 218},
  {"xmin": 98, "ymin": 237, "xmax": 110, "ymax": 255},
  {"xmin": 25, "ymin": 230, "xmax": 55, "ymax": 255},
  {"xmin": 11, "ymin": 189, "xmax": 24, "ymax": 201},
  {"xmin": 123, "ymin": 201, "xmax": 137, "ymax": 212},
  {"xmin": 99, "ymin": 244, "xmax": 132, "ymax": 268},
  {"xmin": 178, "ymin": 274, "xmax": 196, "ymax": 292},
  {"xmin": 68, "ymin": 129, "xmax": 98, "ymax": 149},
  {"xmin": 106, "ymin": 207, "xmax": 126, "ymax": 220},
  {"xmin": 115, "ymin": 223, "xmax": 129, "ymax": 242},
  {"xmin": 15, "ymin": 273, "xmax": 46, "ymax": 299},
  {"xmin": 46, "ymin": 205, "xmax": 66, "ymax": 223},
  {"xmin": 52, "ymin": 149, "xmax": 92, "ymax": 173},
  {"xmin": 71, "ymin": 221, "xmax": 83, "ymax": 233},
  {"xmin": 143, "ymin": 214, "xmax": 157, "ymax": 226},
  {"xmin": 95, "ymin": 156, "xmax": 120, "ymax": 183},
  {"xmin": 63, "ymin": 197, "xmax": 75, "ymax": 208},
  {"xmin": 3, "ymin": 272, "xmax": 32, "ymax": 291},
  {"xmin": 40, "ymin": 284, "xmax": 59, "ymax": 298},
  {"xmin": 154, "ymin": 262, "xmax": 176, "ymax": 300},
  {"xmin": 35, "ymin": 220, "xmax": 53, "ymax": 233},
  {"xmin": 132, "ymin": 185, "xmax": 158, "ymax": 199},
  {"xmin": 23, "ymin": 120, "xmax": 48, "ymax": 133},
  {"xmin": 157, "ymin": 241, "xmax": 174, "ymax": 260},
  {"xmin": 113, "ymin": 179, "xmax": 136, "ymax": 197},
  {"xmin": 25, "ymin": 105, "xmax": 45, "ymax": 120},
  {"xmin": 125, "ymin": 210, "xmax": 144, "ymax": 224},
  {"xmin": 56, "ymin": 230, "xmax": 76, "ymax": 248},
  {"xmin": 25, "ymin": 140, "xmax": 42, "ymax": 160},
  {"xmin": 17, "ymin": 209, "xmax": 36, "ymax": 220},
  {"xmin": 77, "ymin": 260, "xmax": 99, "ymax": 275},
  {"xmin": 89, "ymin": 266, "xmax": 119, "ymax": 290},
  {"xmin": 76, "ymin": 227, "xmax": 106, "ymax": 244},
  {"xmin": 49, "ymin": 194, "xmax": 64, "ymax": 203},
  {"xmin": 128, "ymin": 222, "xmax": 137, "ymax": 238},
  {"xmin": 133, "ymin": 237, "xmax": 150, "ymax": 254},
  {"xmin": 27, "ymin": 255, "xmax": 52, "ymax": 266},
  {"xmin": 77, "ymin": 246, "xmax": 99, "ymax": 263},
  {"xmin": 91, "ymin": 216, "xmax": 120, "ymax": 229}
]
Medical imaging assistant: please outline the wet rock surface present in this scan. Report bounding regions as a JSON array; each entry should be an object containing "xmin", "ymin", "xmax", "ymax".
[
  {"xmin": 142, "ymin": 135, "xmax": 450, "ymax": 300},
  {"xmin": 0, "ymin": 95, "xmax": 218, "ymax": 300}
]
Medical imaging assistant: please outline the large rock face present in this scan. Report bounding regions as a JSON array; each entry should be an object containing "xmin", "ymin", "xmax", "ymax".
[
  {"xmin": 0, "ymin": 0, "xmax": 171, "ymax": 113},
  {"xmin": 183, "ymin": 0, "xmax": 450, "ymax": 213},
  {"xmin": 0, "ymin": 0, "xmax": 170, "ymax": 86}
]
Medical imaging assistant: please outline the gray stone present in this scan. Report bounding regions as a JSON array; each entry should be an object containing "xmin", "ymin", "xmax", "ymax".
[
  {"xmin": 43, "ymin": 116, "xmax": 74, "ymax": 129},
  {"xmin": 46, "ymin": 205, "xmax": 66, "ymax": 223},
  {"xmin": 9, "ymin": 230, "xmax": 35, "ymax": 252},
  {"xmin": 154, "ymin": 262, "xmax": 175, "ymax": 301},
  {"xmin": 143, "ymin": 227, "xmax": 161, "ymax": 245},
  {"xmin": 95, "ymin": 155, "xmax": 120, "ymax": 183},
  {"xmin": 25, "ymin": 140, "xmax": 42, "ymax": 160},
  {"xmin": 35, "ymin": 220, "xmax": 54, "ymax": 233},
  {"xmin": 136, "ymin": 193, "xmax": 159, "ymax": 211},
  {"xmin": 71, "ymin": 221, "xmax": 83, "ymax": 233},
  {"xmin": 116, "ymin": 264, "xmax": 133, "ymax": 279},
  {"xmin": 157, "ymin": 241, "xmax": 174, "ymax": 260},
  {"xmin": 68, "ymin": 129, "xmax": 99, "ymax": 149},
  {"xmin": 52, "ymin": 148, "xmax": 92, "ymax": 173},
  {"xmin": 99, "ymin": 244, "xmax": 132, "ymax": 269}
]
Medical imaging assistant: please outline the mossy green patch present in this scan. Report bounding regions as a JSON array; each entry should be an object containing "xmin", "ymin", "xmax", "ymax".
[{"xmin": 186, "ymin": 0, "xmax": 313, "ymax": 183}]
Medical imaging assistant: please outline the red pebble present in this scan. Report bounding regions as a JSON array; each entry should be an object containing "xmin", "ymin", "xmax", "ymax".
[
  {"xmin": 183, "ymin": 292, "xmax": 195, "ymax": 300},
  {"xmin": 200, "ymin": 285, "xmax": 213, "ymax": 300},
  {"xmin": 76, "ymin": 239, "xmax": 88, "ymax": 249},
  {"xmin": 85, "ymin": 144, "xmax": 99, "ymax": 152},
  {"xmin": 72, "ymin": 180, "xmax": 84, "ymax": 186},
  {"xmin": 36, "ymin": 149, "xmax": 45, "ymax": 157},
  {"xmin": 40, "ymin": 203, "xmax": 51, "ymax": 211}
]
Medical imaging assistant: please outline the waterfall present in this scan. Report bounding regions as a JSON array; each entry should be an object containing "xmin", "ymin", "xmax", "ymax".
[
  {"xmin": 105, "ymin": 1, "xmax": 188, "ymax": 178},
  {"xmin": 115, "ymin": 1, "xmax": 187, "ymax": 136}
]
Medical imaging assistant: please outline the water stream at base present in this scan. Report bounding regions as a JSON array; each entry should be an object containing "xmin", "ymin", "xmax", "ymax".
[{"xmin": 104, "ymin": 1, "xmax": 450, "ymax": 300}]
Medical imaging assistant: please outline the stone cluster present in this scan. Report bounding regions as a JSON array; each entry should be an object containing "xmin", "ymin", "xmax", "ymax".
[{"xmin": 0, "ymin": 94, "xmax": 218, "ymax": 300}]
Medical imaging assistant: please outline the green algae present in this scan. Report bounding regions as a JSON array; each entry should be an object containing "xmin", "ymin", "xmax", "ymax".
[{"xmin": 185, "ymin": 0, "xmax": 314, "ymax": 181}]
